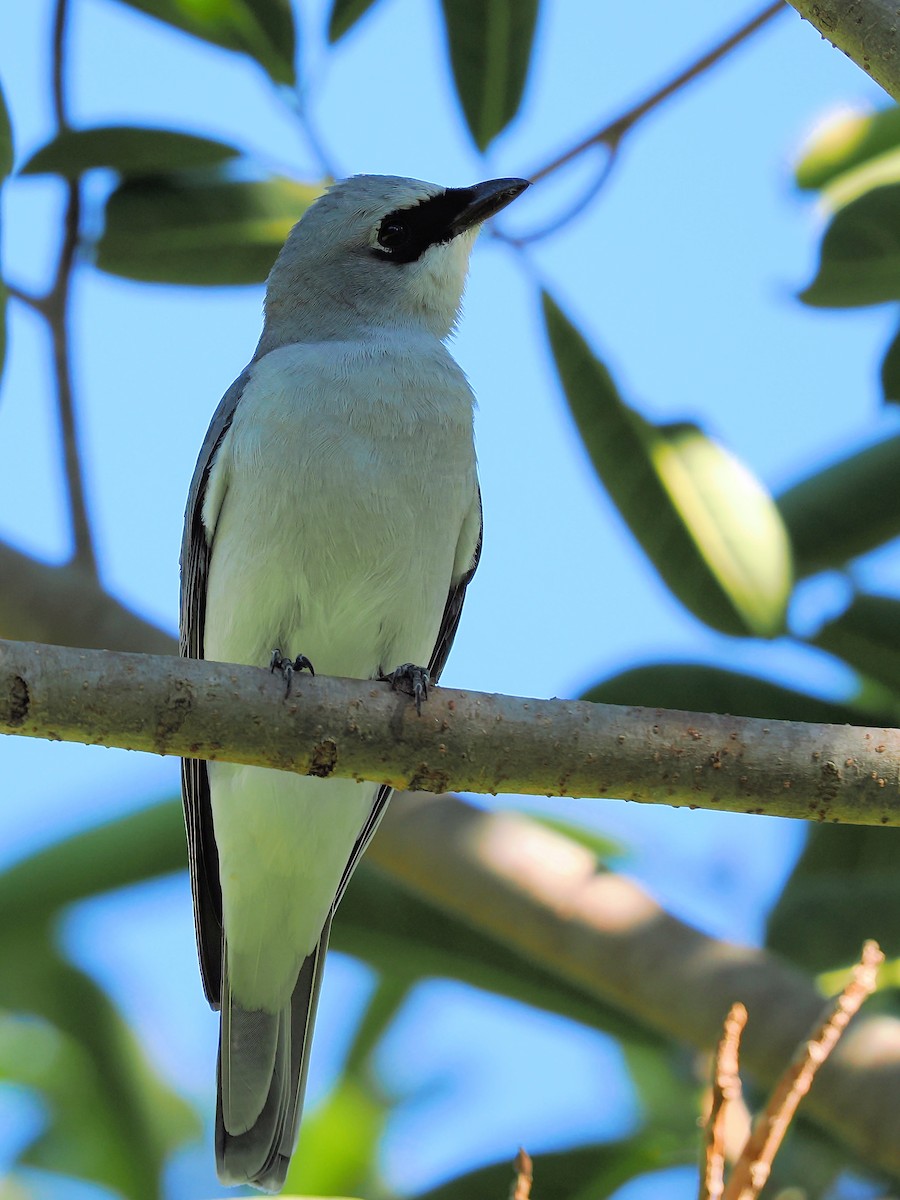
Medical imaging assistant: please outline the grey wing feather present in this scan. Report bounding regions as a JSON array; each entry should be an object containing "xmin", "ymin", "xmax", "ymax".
[
  {"xmin": 180, "ymin": 368, "xmax": 252, "ymax": 1007},
  {"xmin": 216, "ymin": 916, "xmax": 332, "ymax": 1194}
]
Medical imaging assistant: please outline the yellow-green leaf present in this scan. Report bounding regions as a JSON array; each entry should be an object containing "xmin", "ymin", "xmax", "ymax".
[
  {"xmin": 796, "ymin": 105, "xmax": 900, "ymax": 192},
  {"xmin": 97, "ymin": 172, "xmax": 322, "ymax": 285},
  {"xmin": 543, "ymin": 291, "xmax": 792, "ymax": 638}
]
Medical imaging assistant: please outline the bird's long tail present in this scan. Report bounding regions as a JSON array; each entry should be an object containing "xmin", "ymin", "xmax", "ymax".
[{"xmin": 215, "ymin": 918, "xmax": 332, "ymax": 1193}]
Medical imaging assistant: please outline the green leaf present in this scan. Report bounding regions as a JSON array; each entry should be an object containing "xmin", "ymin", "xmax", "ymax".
[
  {"xmin": 776, "ymin": 433, "xmax": 900, "ymax": 575},
  {"xmin": 327, "ymin": 0, "xmax": 379, "ymax": 41},
  {"xmin": 0, "ymin": 929, "xmax": 199, "ymax": 1200},
  {"xmin": 0, "ymin": 800, "xmax": 185, "ymax": 924},
  {"xmin": 110, "ymin": 0, "xmax": 296, "ymax": 84},
  {"xmin": 768, "ymin": 824, "xmax": 900, "ymax": 971},
  {"xmin": 0, "ymin": 79, "xmax": 13, "ymax": 180},
  {"xmin": 97, "ymin": 172, "xmax": 321, "ymax": 285},
  {"xmin": 0, "ymin": 1011, "xmax": 134, "ymax": 1185},
  {"xmin": 21, "ymin": 126, "xmax": 240, "ymax": 179},
  {"xmin": 543, "ymin": 291, "xmax": 792, "ymax": 638},
  {"xmin": 582, "ymin": 663, "xmax": 870, "ymax": 724},
  {"xmin": 881, "ymin": 321, "xmax": 900, "ymax": 403},
  {"xmin": 815, "ymin": 592, "xmax": 900, "ymax": 694},
  {"xmin": 440, "ymin": 0, "xmax": 539, "ymax": 150},
  {"xmin": 800, "ymin": 184, "xmax": 900, "ymax": 307},
  {"xmin": 284, "ymin": 1079, "xmax": 385, "ymax": 1196},
  {"xmin": 796, "ymin": 105, "xmax": 900, "ymax": 192}
]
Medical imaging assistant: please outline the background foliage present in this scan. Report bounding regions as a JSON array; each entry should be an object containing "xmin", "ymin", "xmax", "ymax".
[{"xmin": 4, "ymin": 1, "xmax": 900, "ymax": 1197}]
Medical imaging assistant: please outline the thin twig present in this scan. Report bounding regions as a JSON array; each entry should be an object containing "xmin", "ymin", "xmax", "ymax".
[
  {"xmin": 701, "ymin": 1003, "xmax": 748, "ymax": 1200},
  {"xmin": 723, "ymin": 940, "xmax": 884, "ymax": 1200},
  {"xmin": 509, "ymin": 1148, "xmax": 533, "ymax": 1200},
  {"xmin": 43, "ymin": 0, "xmax": 97, "ymax": 574},
  {"xmin": 5, "ymin": 283, "xmax": 44, "ymax": 313},
  {"xmin": 528, "ymin": 2, "xmax": 786, "ymax": 186}
]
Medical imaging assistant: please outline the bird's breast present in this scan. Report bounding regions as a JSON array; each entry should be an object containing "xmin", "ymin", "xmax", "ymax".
[{"xmin": 202, "ymin": 338, "xmax": 478, "ymax": 678}]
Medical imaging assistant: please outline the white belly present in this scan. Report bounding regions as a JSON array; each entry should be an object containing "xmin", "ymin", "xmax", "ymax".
[{"xmin": 201, "ymin": 339, "xmax": 479, "ymax": 1012}]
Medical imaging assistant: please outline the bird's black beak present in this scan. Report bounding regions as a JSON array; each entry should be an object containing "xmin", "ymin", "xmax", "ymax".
[{"xmin": 446, "ymin": 177, "xmax": 531, "ymax": 237}]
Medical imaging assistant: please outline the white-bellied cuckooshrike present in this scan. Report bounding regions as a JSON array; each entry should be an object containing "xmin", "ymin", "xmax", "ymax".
[{"xmin": 180, "ymin": 173, "xmax": 529, "ymax": 1191}]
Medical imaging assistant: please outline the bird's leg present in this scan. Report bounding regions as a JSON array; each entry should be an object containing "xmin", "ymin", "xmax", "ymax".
[
  {"xmin": 381, "ymin": 663, "xmax": 431, "ymax": 715},
  {"xmin": 270, "ymin": 647, "xmax": 315, "ymax": 696}
]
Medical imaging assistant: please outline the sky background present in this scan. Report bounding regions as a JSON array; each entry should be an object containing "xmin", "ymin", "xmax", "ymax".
[{"xmin": 1, "ymin": 1, "xmax": 897, "ymax": 1196}]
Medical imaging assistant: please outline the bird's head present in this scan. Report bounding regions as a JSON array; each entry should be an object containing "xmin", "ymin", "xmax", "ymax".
[{"xmin": 258, "ymin": 174, "xmax": 529, "ymax": 350}]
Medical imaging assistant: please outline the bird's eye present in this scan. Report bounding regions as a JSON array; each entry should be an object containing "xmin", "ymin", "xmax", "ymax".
[{"xmin": 377, "ymin": 218, "xmax": 411, "ymax": 250}]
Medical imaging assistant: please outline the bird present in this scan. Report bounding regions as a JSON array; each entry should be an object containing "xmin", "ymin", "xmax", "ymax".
[{"xmin": 179, "ymin": 173, "xmax": 530, "ymax": 1191}]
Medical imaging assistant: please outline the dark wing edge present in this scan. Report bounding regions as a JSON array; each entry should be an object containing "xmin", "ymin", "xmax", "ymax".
[
  {"xmin": 180, "ymin": 370, "xmax": 251, "ymax": 1008},
  {"xmin": 333, "ymin": 488, "xmax": 484, "ymax": 908}
]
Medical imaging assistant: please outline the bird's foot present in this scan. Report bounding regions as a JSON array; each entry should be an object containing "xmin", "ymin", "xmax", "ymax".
[
  {"xmin": 382, "ymin": 663, "xmax": 430, "ymax": 715},
  {"xmin": 270, "ymin": 648, "xmax": 315, "ymax": 696}
]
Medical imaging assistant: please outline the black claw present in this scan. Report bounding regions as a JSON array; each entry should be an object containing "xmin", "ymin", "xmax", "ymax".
[
  {"xmin": 270, "ymin": 648, "xmax": 315, "ymax": 696},
  {"xmin": 382, "ymin": 663, "xmax": 430, "ymax": 715}
]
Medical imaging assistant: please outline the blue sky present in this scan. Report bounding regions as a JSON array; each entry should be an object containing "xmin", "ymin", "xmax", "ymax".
[{"xmin": 1, "ymin": 1, "xmax": 897, "ymax": 1196}]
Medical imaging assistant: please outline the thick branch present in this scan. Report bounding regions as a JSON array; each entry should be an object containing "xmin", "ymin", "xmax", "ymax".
[
  {"xmin": 371, "ymin": 794, "xmax": 900, "ymax": 1178},
  {"xmin": 0, "ymin": 543, "xmax": 174, "ymax": 656},
  {"xmin": 786, "ymin": 0, "xmax": 900, "ymax": 99},
  {"xmin": 1, "ymin": 636, "xmax": 899, "ymax": 823}
]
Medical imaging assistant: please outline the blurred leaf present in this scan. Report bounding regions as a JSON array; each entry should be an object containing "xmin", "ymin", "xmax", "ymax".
[
  {"xmin": 768, "ymin": 824, "xmax": 900, "ymax": 971},
  {"xmin": 0, "ymin": 804, "xmax": 199, "ymax": 1197},
  {"xmin": 0, "ymin": 800, "xmax": 185, "ymax": 924},
  {"xmin": 335, "ymin": 859, "xmax": 663, "ymax": 1050},
  {"xmin": 0, "ymin": 929, "xmax": 199, "ymax": 1200},
  {"xmin": 543, "ymin": 291, "xmax": 792, "ymax": 638},
  {"xmin": 815, "ymin": 592, "xmax": 900, "ymax": 693},
  {"xmin": 796, "ymin": 105, "xmax": 900, "ymax": 191},
  {"xmin": 440, "ymin": 0, "xmax": 538, "ymax": 150},
  {"xmin": 583, "ymin": 662, "xmax": 871, "ymax": 723},
  {"xmin": 800, "ymin": 184, "xmax": 900, "ymax": 307},
  {"xmin": 881, "ymin": 321, "xmax": 900, "ymax": 403},
  {"xmin": 776, "ymin": 433, "xmax": 900, "ymax": 575},
  {"xmin": 0, "ymin": 79, "xmax": 13, "ymax": 180},
  {"xmin": 344, "ymin": 974, "xmax": 411, "ymax": 1075},
  {"xmin": 285, "ymin": 1079, "xmax": 384, "ymax": 1196},
  {"xmin": 111, "ymin": 0, "xmax": 296, "ymax": 84},
  {"xmin": 97, "ymin": 172, "xmax": 321, "ymax": 285},
  {"xmin": 327, "ymin": 0, "xmax": 379, "ymax": 41},
  {"xmin": 0, "ymin": 1011, "xmax": 134, "ymax": 1186},
  {"xmin": 22, "ymin": 126, "xmax": 240, "ymax": 179}
]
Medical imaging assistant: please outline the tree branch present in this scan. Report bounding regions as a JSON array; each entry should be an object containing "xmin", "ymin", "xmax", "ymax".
[
  {"xmin": 527, "ymin": 3, "xmax": 786, "ymax": 187},
  {"xmin": 0, "ymin": 542, "xmax": 175, "ymax": 656},
  {"xmin": 785, "ymin": 0, "xmax": 900, "ymax": 100},
  {"xmin": 1, "ymin": 636, "xmax": 899, "ymax": 824},
  {"xmin": 371, "ymin": 793, "xmax": 900, "ymax": 1179},
  {"xmin": 38, "ymin": 0, "xmax": 97, "ymax": 574}
]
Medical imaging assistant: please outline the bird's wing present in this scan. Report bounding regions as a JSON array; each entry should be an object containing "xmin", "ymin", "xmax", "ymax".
[
  {"xmin": 332, "ymin": 489, "xmax": 483, "ymax": 908},
  {"xmin": 180, "ymin": 369, "xmax": 252, "ymax": 1008}
]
